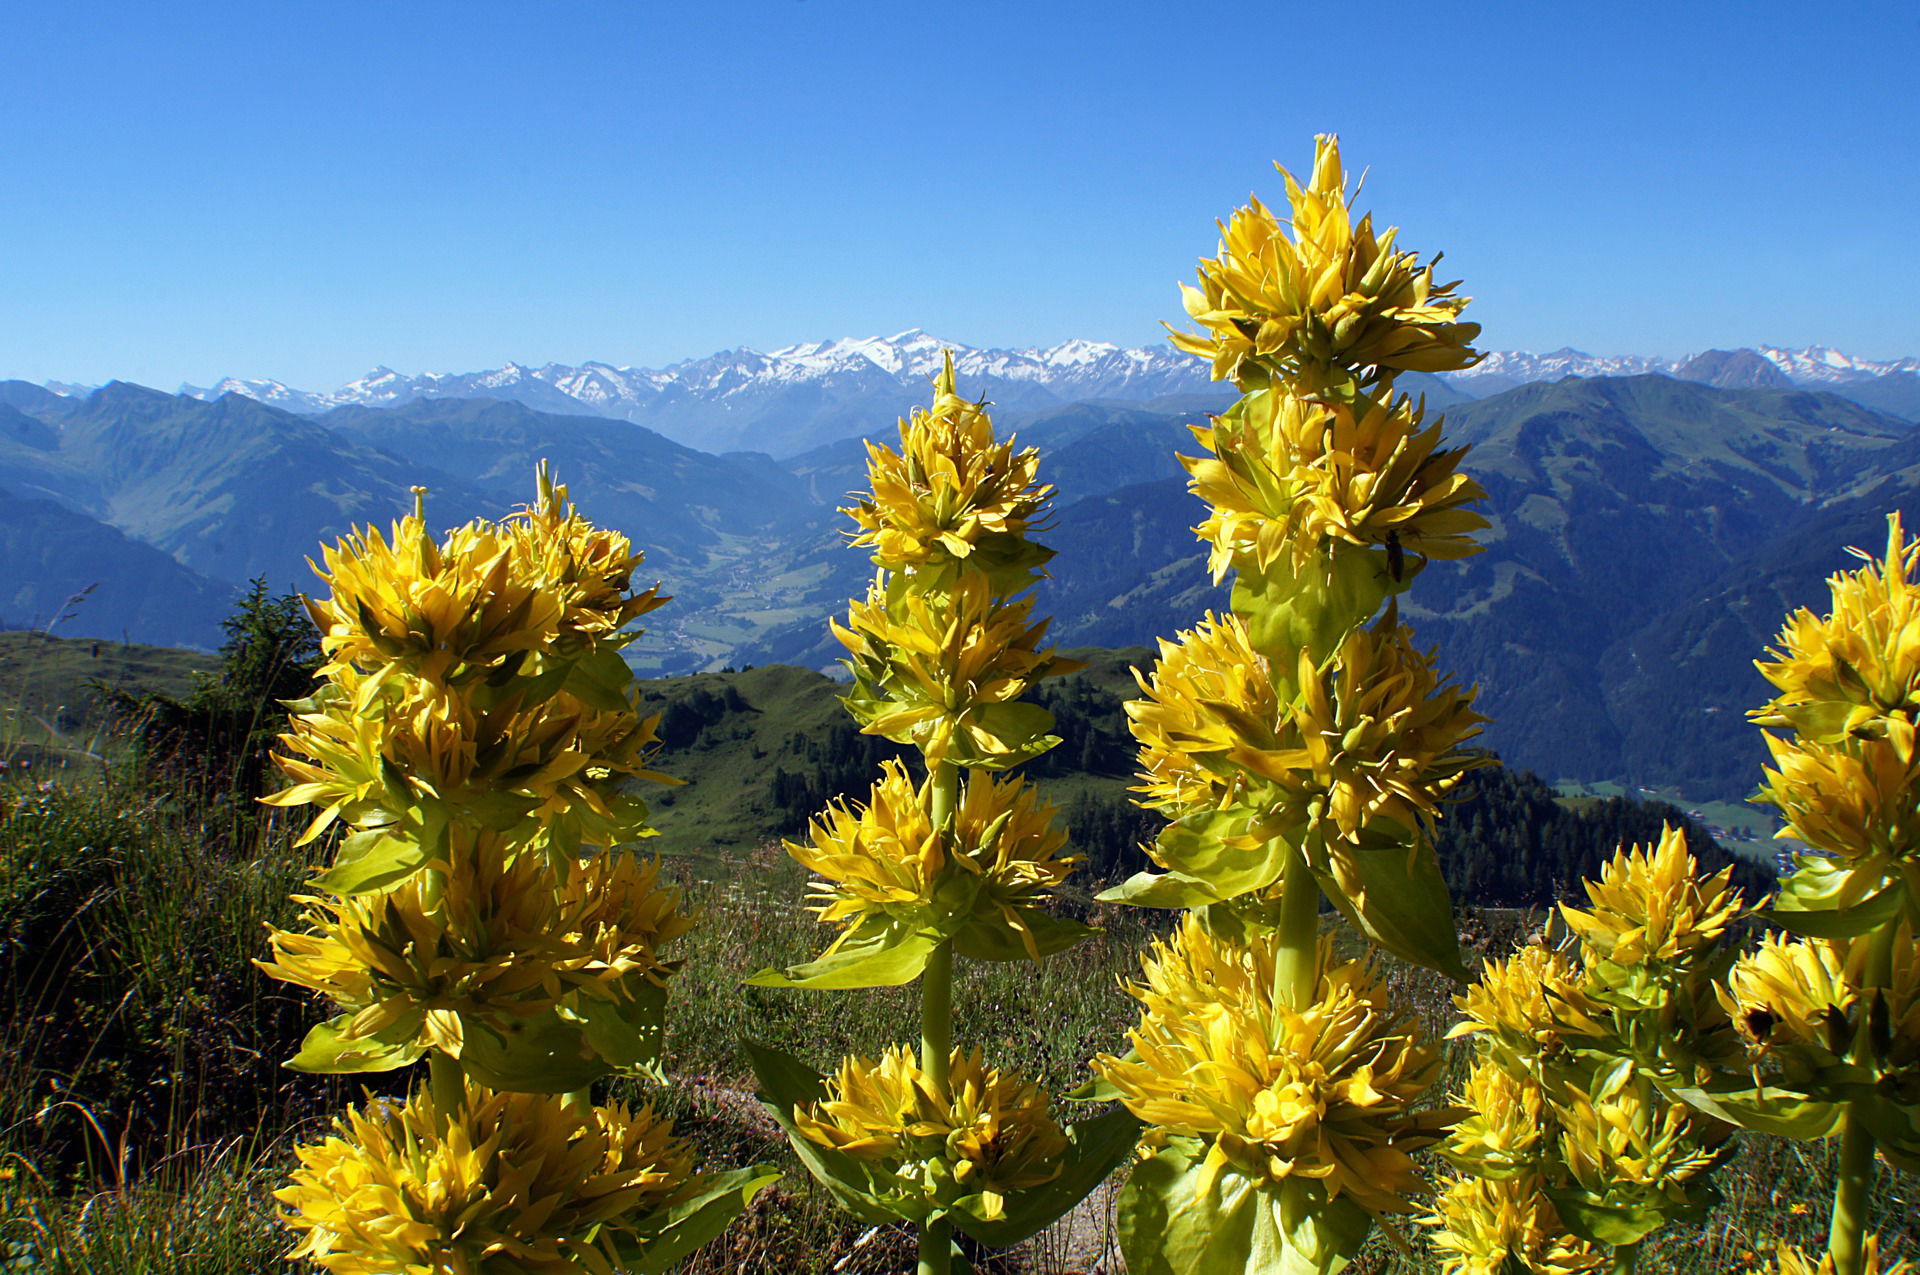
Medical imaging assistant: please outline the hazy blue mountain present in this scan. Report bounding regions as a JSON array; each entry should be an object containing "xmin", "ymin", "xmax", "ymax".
[{"xmin": 0, "ymin": 485, "xmax": 236, "ymax": 647}]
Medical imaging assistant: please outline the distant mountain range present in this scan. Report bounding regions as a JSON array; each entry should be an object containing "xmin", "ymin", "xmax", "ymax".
[
  {"xmin": 7, "ymin": 337, "xmax": 1920, "ymax": 803},
  {"xmin": 33, "ymin": 332, "xmax": 1919, "ymax": 456}
]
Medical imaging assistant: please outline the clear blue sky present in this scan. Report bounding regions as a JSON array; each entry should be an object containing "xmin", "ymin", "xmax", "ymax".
[{"xmin": 4, "ymin": 0, "xmax": 1916, "ymax": 390}]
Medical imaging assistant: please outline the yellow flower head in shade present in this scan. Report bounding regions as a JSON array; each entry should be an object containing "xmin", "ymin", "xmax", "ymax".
[
  {"xmin": 1554, "ymin": 1070, "xmax": 1730, "ymax": 1216},
  {"xmin": 787, "ymin": 759, "xmax": 1078, "ymax": 960},
  {"xmin": 1774, "ymin": 1238, "xmax": 1918, "ymax": 1275},
  {"xmin": 1168, "ymin": 134, "xmax": 1481, "ymax": 394},
  {"xmin": 1720, "ymin": 923, "xmax": 1920, "ymax": 1083},
  {"xmin": 1559, "ymin": 825, "xmax": 1742, "ymax": 981},
  {"xmin": 504, "ymin": 463, "xmax": 668, "ymax": 652},
  {"xmin": 845, "ymin": 355, "xmax": 1054, "ymax": 587},
  {"xmin": 278, "ymin": 1078, "xmax": 693, "ymax": 1275},
  {"xmin": 836, "ymin": 574, "xmax": 1078, "ymax": 770},
  {"xmin": 1425, "ymin": 1174, "xmax": 1605, "ymax": 1275},
  {"xmin": 1185, "ymin": 387, "xmax": 1486, "ymax": 584},
  {"xmin": 265, "ymin": 662, "xmax": 672, "ymax": 850},
  {"xmin": 1093, "ymin": 916, "xmax": 1449, "ymax": 1219},
  {"xmin": 1754, "ymin": 514, "xmax": 1920, "ymax": 756},
  {"xmin": 1128, "ymin": 612, "xmax": 1481, "ymax": 846},
  {"xmin": 1440, "ymin": 1060, "xmax": 1552, "ymax": 1179},
  {"xmin": 1449, "ymin": 943, "xmax": 1606, "ymax": 1070},
  {"xmin": 795, "ymin": 1045, "xmax": 1068, "ymax": 1222},
  {"xmin": 1755, "ymin": 732, "xmax": 1920, "ymax": 873},
  {"xmin": 259, "ymin": 831, "xmax": 687, "ymax": 1057}
]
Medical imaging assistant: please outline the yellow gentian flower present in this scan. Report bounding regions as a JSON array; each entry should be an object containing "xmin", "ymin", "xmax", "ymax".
[
  {"xmin": 279, "ymin": 1077, "xmax": 693, "ymax": 1275},
  {"xmin": 1168, "ymin": 134, "xmax": 1480, "ymax": 394},
  {"xmin": 1425, "ymin": 1173, "xmax": 1605, "ymax": 1275},
  {"xmin": 1774, "ymin": 1238, "xmax": 1918, "ymax": 1275}
]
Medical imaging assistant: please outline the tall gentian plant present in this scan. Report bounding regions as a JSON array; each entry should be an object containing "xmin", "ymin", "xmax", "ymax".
[
  {"xmin": 747, "ymin": 358, "xmax": 1138, "ymax": 1275},
  {"xmin": 259, "ymin": 468, "xmax": 771, "ymax": 1274},
  {"xmin": 1089, "ymin": 134, "xmax": 1488, "ymax": 1274}
]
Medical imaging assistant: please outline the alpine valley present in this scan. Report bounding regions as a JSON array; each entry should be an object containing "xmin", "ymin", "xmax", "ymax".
[{"xmin": 7, "ymin": 330, "xmax": 1920, "ymax": 802}]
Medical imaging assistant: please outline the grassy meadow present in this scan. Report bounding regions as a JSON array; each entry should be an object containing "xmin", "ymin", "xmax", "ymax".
[{"xmin": 0, "ymin": 636, "xmax": 1913, "ymax": 1273}]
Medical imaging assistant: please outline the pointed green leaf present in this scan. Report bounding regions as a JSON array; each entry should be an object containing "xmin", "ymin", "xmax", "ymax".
[
  {"xmin": 623, "ymin": 1166, "xmax": 781, "ymax": 1275},
  {"xmin": 1542, "ymin": 1187, "xmax": 1670, "ymax": 1247},
  {"xmin": 1761, "ymin": 860, "xmax": 1907, "ymax": 937},
  {"xmin": 313, "ymin": 829, "xmax": 430, "ymax": 895},
  {"xmin": 457, "ymin": 1012, "xmax": 607, "ymax": 1093},
  {"xmin": 745, "ymin": 915, "xmax": 941, "ymax": 989},
  {"xmin": 286, "ymin": 1013, "xmax": 423, "ymax": 1074},
  {"xmin": 952, "ymin": 907, "xmax": 1096, "ymax": 963},
  {"xmin": 574, "ymin": 979, "xmax": 667, "ymax": 1071},
  {"xmin": 1311, "ymin": 837, "xmax": 1467, "ymax": 981},
  {"xmin": 743, "ymin": 1040, "xmax": 913, "ymax": 1225}
]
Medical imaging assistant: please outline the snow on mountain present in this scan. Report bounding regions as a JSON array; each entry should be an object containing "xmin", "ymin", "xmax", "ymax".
[{"xmin": 143, "ymin": 332, "xmax": 1920, "ymax": 454}]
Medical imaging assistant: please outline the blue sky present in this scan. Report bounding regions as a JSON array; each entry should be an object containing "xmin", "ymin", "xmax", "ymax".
[{"xmin": 3, "ymin": 1, "xmax": 1916, "ymax": 389}]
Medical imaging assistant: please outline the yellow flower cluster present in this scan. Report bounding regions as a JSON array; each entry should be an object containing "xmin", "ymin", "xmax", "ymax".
[
  {"xmin": 1448, "ymin": 943, "xmax": 1604, "ymax": 1070},
  {"xmin": 1426, "ymin": 1174, "xmax": 1604, "ymax": 1275},
  {"xmin": 260, "ymin": 830, "xmax": 688, "ymax": 1060},
  {"xmin": 1095, "ymin": 917, "xmax": 1447, "ymax": 1219},
  {"xmin": 1560, "ymin": 825, "xmax": 1742, "ymax": 977},
  {"xmin": 1169, "ymin": 135, "xmax": 1481, "ymax": 395},
  {"xmin": 1128, "ymin": 612, "xmax": 1480, "ymax": 854},
  {"xmin": 1774, "ymin": 1238, "xmax": 1918, "ymax": 1275},
  {"xmin": 1186, "ymin": 387, "xmax": 1486, "ymax": 584},
  {"xmin": 796, "ymin": 1045, "xmax": 1068, "ymax": 1220},
  {"xmin": 280, "ymin": 1078, "xmax": 692, "ymax": 1275},
  {"xmin": 845, "ymin": 355, "xmax": 1053, "ymax": 584},
  {"xmin": 835, "ymin": 574, "xmax": 1075, "ymax": 770},
  {"xmin": 1555, "ymin": 1070, "xmax": 1730, "ymax": 1212},
  {"xmin": 787, "ymin": 760, "xmax": 1077, "ymax": 960},
  {"xmin": 306, "ymin": 474, "xmax": 664, "ymax": 687},
  {"xmin": 1721, "ymin": 925, "xmax": 1920, "ymax": 1089},
  {"xmin": 1753, "ymin": 516, "xmax": 1920, "ymax": 895}
]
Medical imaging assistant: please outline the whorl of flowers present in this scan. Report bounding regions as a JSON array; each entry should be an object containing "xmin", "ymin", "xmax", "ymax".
[
  {"xmin": 1440, "ymin": 1060, "xmax": 1552, "ymax": 1179},
  {"xmin": 787, "ymin": 759, "xmax": 1077, "ymax": 960},
  {"xmin": 279, "ymin": 1079, "xmax": 693, "ymax": 1275},
  {"xmin": 1720, "ymin": 924, "xmax": 1920, "ymax": 1087},
  {"xmin": 1754, "ymin": 515, "xmax": 1920, "ymax": 752},
  {"xmin": 1094, "ymin": 916, "xmax": 1448, "ymax": 1219},
  {"xmin": 304, "ymin": 472, "xmax": 665, "ymax": 686},
  {"xmin": 260, "ymin": 831, "xmax": 688, "ymax": 1060},
  {"xmin": 1425, "ymin": 1174, "xmax": 1605, "ymax": 1275},
  {"xmin": 266, "ymin": 663, "xmax": 670, "ymax": 850},
  {"xmin": 845, "ymin": 354, "xmax": 1053, "ymax": 588},
  {"xmin": 1553, "ymin": 1070, "xmax": 1730, "ymax": 1217},
  {"xmin": 835, "ymin": 574, "xmax": 1075, "ymax": 770},
  {"xmin": 1758, "ymin": 733, "xmax": 1920, "ymax": 878},
  {"xmin": 1774, "ymin": 1239, "xmax": 1918, "ymax": 1275},
  {"xmin": 1448, "ymin": 943, "xmax": 1604, "ymax": 1070},
  {"xmin": 1559, "ymin": 824, "xmax": 1742, "ymax": 982},
  {"xmin": 1128, "ymin": 612, "xmax": 1481, "ymax": 847},
  {"xmin": 795, "ymin": 1045, "xmax": 1069, "ymax": 1221},
  {"xmin": 1168, "ymin": 135, "xmax": 1481, "ymax": 396},
  {"xmin": 1185, "ymin": 386, "xmax": 1486, "ymax": 584}
]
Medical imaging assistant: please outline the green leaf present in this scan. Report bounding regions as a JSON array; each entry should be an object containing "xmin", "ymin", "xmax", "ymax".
[
  {"xmin": 286, "ymin": 1014, "xmax": 423, "ymax": 1074},
  {"xmin": 1542, "ymin": 1187, "xmax": 1669, "ymax": 1247},
  {"xmin": 1761, "ymin": 860, "xmax": 1907, "ymax": 937},
  {"xmin": 955, "ymin": 1108, "xmax": 1141, "ymax": 1246},
  {"xmin": 313, "ymin": 828, "xmax": 430, "ymax": 895},
  {"xmin": 1312, "ymin": 835, "xmax": 1468, "ymax": 981},
  {"xmin": 623, "ymin": 1166, "xmax": 781, "ymax": 1275},
  {"xmin": 457, "ymin": 1012, "xmax": 607, "ymax": 1093},
  {"xmin": 564, "ymin": 647, "xmax": 638, "ymax": 713},
  {"xmin": 952, "ymin": 907, "xmax": 1096, "ymax": 963},
  {"xmin": 743, "ymin": 1041, "xmax": 912, "ymax": 1225},
  {"xmin": 574, "ymin": 979, "xmax": 667, "ymax": 1071},
  {"xmin": 1095, "ymin": 808, "xmax": 1291, "ymax": 909},
  {"xmin": 1117, "ymin": 1138, "xmax": 1368, "ymax": 1275},
  {"xmin": 745, "ymin": 914, "xmax": 942, "ymax": 989}
]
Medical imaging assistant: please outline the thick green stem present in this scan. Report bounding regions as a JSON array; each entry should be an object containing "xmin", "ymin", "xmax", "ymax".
[
  {"xmin": 429, "ymin": 1050, "xmax": 464, "ymax": 1135},
  {"xmin": 1828, "ymin": 1109, "xmax": 1875, "ymax": 1275},
  {"xmin": 1271, "ymin": 841, "xmax": 1320, "ymax": 1015},
  {"xmin": 1609, "ymin": 1242, "xmax": 1639, "ymax": 1274},
  {"xmin": 916, "ymin": 760, "xmax": 961, "ymax": 1275}
]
